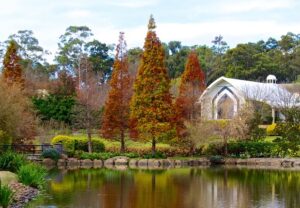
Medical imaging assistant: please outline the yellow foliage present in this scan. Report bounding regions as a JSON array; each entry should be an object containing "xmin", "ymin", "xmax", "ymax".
[
  {"xmin": 266, "ymin": 123, "xmax": 277, "ymax": 136},
  {"xmin": 51, "ymin": 135, "xmax": 73, "ymax": 144}
]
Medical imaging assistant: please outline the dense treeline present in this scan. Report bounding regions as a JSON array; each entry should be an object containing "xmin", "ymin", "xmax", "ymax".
[{"xmin": 1, "ymin": 16, "xmax": 300, "ymax": 155}]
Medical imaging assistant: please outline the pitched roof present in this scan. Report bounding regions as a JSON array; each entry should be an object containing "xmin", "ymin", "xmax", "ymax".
[{"xmin": 201, "ymin": 76, "xmax": 299, "ymax": 107}]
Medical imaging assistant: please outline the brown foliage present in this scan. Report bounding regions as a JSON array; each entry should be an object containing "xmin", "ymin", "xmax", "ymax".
[
  {"xmin": 101, "ymin": 32, "xmax": 132, "ymax": 152},
  {"xmin": 51, "ymin": 70, "xmax": 76, "ymax": 96},
  {"xmin": 0, "ymin": 78, "xmax": 36, "ymax": 144},
  {"xmin": 129, "ymin": 15, "xmax": 176, "ymax": 154},
  {"xmin": 2, "ymin": 40, "xmax": 24, "ymax": 86},
  {"xmin": 175, "ymin": 51, "xmax": 206, "ymax": 137}
]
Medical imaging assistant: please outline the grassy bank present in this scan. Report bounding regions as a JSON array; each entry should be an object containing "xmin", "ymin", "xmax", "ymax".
[{"xmin": 0, "ymin": 152, "xmax": 46, "ymax": 207}]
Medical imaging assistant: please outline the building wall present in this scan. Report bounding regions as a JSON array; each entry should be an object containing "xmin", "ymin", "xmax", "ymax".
[{"xmin": 200, "ymin": 80, "xmax": 245, "ymax": 120}]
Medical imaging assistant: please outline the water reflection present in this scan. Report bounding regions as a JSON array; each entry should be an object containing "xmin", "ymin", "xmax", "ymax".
[{"xmin": 28, "ymin": 167, "xmax": 300, "ymax": 208}]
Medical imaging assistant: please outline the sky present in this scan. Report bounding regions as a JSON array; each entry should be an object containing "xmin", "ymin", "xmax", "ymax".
[{"xmin": 0, "ymin": 0, "xmax": 300, "ymax": 61}]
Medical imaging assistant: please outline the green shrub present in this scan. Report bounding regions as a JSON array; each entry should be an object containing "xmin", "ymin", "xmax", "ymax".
[
  {"xmin": 274, "ymin": 122, "xmax": 300, "ymax": 157},
  {"xmin": 203, "ymin": 141, "xmax": 277, "ymax": 158},
  {"xmin": 0, "ymin": 181, "xmax": 14, "ymax": 208},
  {"xmin": 32, "ymin": 94, "xmax": 75, "ymax": 124},
  {"xmin": 143, "ymin": 152, "xmax": 167, "ymax": 159},
  {"xmin": 73, "ymin": 138, "xmax": 105, "ymax": 152},
  {"xmin": 75, "ymin": 151, "xmax": 116, "ymax": 160},
  {"xmin": 122, "ymin": 152, "xmax": 139, "ymax": 158},
  {"xmin": 0, "ymin": 152, "xmax": 27, "ymax": 172},
  {"xmin": 203, "ymin": 143, "xmax": 224, "ymax": 156},
  {"xmin": 92, "ymin": 139, "xmax": 105, "ymax": 152},
  {"xmin": 17, "ymin": 163, "xmax": 46, "ymax": 189},
  {"xmin": 51, "ymin": 135, "xmax": 105, "ymax": 155},
  {"xmin": 74, "ymin": 151, "xmax": 139, "ymax": 160},
  {"xmin": 227, "ymin": 141, "xmax": 277, "ymax": 157},
  {"xmin": 42, "ymin": 148, "xmax": 61, "ymax": 161},
  {"xmin": 209, "ymin": 155, "xmax": 224, "ymax": 164}
]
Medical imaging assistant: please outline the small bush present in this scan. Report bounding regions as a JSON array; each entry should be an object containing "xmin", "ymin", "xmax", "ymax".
[
  {"xmin": 266, "ymin": 123, "xmax": 277, "ymax": 136},
  {"xmin": 51, "ymin": 135, "xmax": 105, "ymax": 155},
  {"xmin": 51, "ymin": 135, "xmax": 75, "ymax": 155},
  {"xmin": 74, "ymin": 151, "xmax": 139, "ymax": 160},
  {"xmin": 92, "ymin": 139, "xmax": 105, "ymax": 152},
  {"xmin": 122, "ymin": 152, "xmax": 139, "ymax": 158},
  {"xmin": 202, "ymin": 141, "xmax": 278, "ymax": 158},
  {"xmin": 209, "ymin": 155, "xmax": 224, "ymax": 164},
  {"xmin": 18, "ymin": 163, "xmax": 46, "ymax": 189},
  {"xmin": 74, "ymin": 138, "xmax": 105, "ymax": 153},
  {"xmin": 230, "ymin": 141, "xmax": 277, "ymax": 158},
  {"xmin": 42, "ymin": 148, "xmax": 61, "ymax": 161},
  {"xmin": 0, "ymin": 152, "xmax": 27, "ymax": 172},
  {"xmin": 0, "ymin": 181, "xmax": 14, "ymax": 208},
  {"xmin": 203, "ymin": 143, "xmax": 224, "ymax": 156},
  {"xmin": 143, "ymin": 152, "xmax": 167, "ymax": 159},
  {"xmin": 75, "ymin": 151, "xmax": 116, "ymax": 160},
  {"xmin": 51, "ymin": 135, "xmax": 73, "ymax": 144}
]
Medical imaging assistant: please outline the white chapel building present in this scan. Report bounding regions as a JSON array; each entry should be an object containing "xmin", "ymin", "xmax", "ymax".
[{"xmin": 199, "ymin": 75, "xmax": 299, "ymax": 122}]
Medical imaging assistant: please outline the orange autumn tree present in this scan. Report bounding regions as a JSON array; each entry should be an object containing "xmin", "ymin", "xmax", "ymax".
[
  {"xmin": 175, "ymin": 51, "xmax": 206, "ymax": 137},
  {"xmin": 2, "ymin": 40, "xmax": 24, "ymax": 85},
  {"xmin": 101, "ymin": 32, "xmax": 131, "ymax": 153},
  {"xmin": 130, "ymin": 15, "xmax": 175, "ymax": 155}
]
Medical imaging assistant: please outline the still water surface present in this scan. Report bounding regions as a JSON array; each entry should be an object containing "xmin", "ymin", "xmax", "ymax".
[{"xmin": 27, "ymin": 167, "xmax": 300, "ymax": 208}]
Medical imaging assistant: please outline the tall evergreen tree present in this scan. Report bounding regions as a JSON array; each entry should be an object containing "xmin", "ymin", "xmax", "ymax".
[
  {"xmin": 130, "ymin": 15, "xmax": 175, "ymax": 155},
  {"xmin": 101, "ymin": 32, "xmax": 131, "ymax": 153},
  {"xmin": 175, "ymin": 51, "xmax": 206, "ymax": 136},
  {"xmin": 2, "ymin": 40, "xmax": 24, "ymax": 85}
]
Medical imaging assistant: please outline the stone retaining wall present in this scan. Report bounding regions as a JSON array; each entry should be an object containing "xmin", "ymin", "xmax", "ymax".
[{"xmin": 42, "ymin": 157, "xmax": 300, "ymax": 169}]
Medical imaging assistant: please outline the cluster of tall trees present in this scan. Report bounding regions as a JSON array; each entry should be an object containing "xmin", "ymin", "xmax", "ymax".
[
  {"xmin": 1, "ymin": 15, "xmax": 300, "ymax": 152},
  {"xmin": 102, "ymin": 16, "xmax": 206, "ymax": 154}
]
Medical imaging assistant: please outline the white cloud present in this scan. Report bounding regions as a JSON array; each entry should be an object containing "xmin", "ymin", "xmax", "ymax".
[
  {"xmin": 0, "ymin": 0, "xmax": 299, "ymax": 64},
  {"xmin": 219, "ymin": 0, "xmax": 296, "ymax": 13},
  {"xmin": 65, "ymin": 10, "xmax": 93, "ymax": 19},
  {"xmin": 102, "ymin": 0, "xmax": 159, "ymax": 8},
  {"xmin": 39, "ymin": 19, "xmax": 300, "ymax": 63},
  {"xmin": 113, "ymin": 20, "xmax": 300, "ymax": 48}
]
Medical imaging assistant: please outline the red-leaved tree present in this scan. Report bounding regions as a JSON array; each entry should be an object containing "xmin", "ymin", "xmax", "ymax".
[
  {"xmin": 101, "ymin": 32, "xmax": 131, "ymax": 153},
  {"xmin": 2, "ymin": 40, "xmax": 24, "ymax": 86},
  {"xmin": 175, "ymin": 51, "xmax": 206, "ymax": 137}
]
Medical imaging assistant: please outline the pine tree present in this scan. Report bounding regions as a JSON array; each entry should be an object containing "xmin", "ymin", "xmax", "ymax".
[
  {"xmin": 175, "ymin": 50, "xmax": 206, "ymax": 136},
  {"xmin": 130, "ymin": 15, "xmax": 175, "ymax": 155},
  {"xmin": 2, "ymin": 40, "xmax": 24, "ymax": 85},
  {"xmin": 101, "ymin": 32, "xmax": 131, "ymax": 153}
]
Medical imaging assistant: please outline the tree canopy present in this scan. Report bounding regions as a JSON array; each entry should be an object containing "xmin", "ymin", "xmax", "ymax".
[{"xmin": 130, "ymin": 15, "xmax": 175, "ymax": 154}]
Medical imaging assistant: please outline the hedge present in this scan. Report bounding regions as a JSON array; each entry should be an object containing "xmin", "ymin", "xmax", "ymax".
[{"xmin": 51, "ymin": 135, "xmax": 105, "ymax": 155}]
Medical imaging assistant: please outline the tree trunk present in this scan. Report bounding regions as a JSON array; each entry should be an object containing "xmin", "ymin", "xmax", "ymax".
[
  {"xmin": 120, "ymin": 129, "xmax": 125, "ymax": 153},
  {"xmin": 223, "ymin": 136, "xmax": 228, "ymax": 156},
  {"xmin": 87, "ymin": 127, "xmax": 92, "ymax": 153},
  {"xmin": 189, "ymin": 144, "xmax": 195, "ymax": 156},
  {"xmin": 152, "ymin": 138, "xmax": 156, "ymax": 156},
  {"xmin": 87, "ymin": 105, "xmax": 92, "ymax": 153}
]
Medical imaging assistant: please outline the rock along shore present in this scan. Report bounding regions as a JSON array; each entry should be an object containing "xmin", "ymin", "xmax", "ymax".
[
  {"xmin": 9, "ymin": 182, "xmax": 39, "ymax": 208},
  {"xmin": 41, "ymin": 157, "xmax": 300, "ymax": 170}
]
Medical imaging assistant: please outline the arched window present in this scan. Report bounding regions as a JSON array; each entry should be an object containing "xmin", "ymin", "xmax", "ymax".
[{"xmin": 217, "ymin": 94, "xmax": 234, "ymax": 119}]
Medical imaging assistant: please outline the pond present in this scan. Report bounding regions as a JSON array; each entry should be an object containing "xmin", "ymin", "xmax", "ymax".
[{"xmin": 27, "ymin": 167, "xmax": 300, "ymax": 208}]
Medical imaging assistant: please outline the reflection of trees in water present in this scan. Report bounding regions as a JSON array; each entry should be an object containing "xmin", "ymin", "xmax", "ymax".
[
  {"xmin": 188, "ymin": 167, "xmax": 300, "ymax": 208},
  {"xmin": 30, "ymin": 167, "xmax": 300, "ymax": 208}
]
